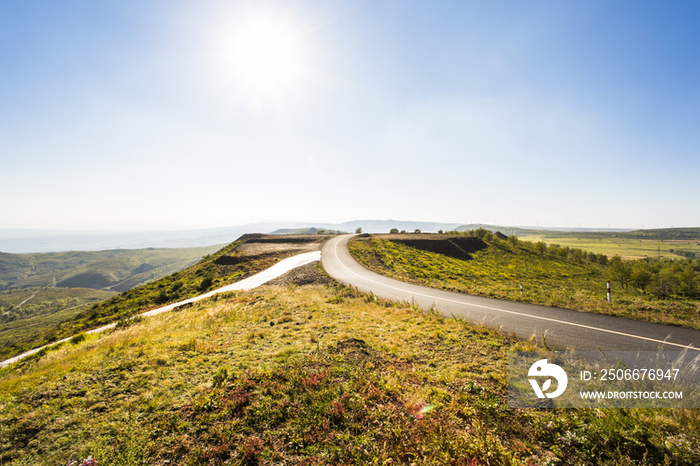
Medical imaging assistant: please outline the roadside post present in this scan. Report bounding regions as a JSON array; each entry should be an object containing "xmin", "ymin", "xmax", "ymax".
[{"xmin": 607, "ymin": 280, "xmax": 612, "ymax": 302}]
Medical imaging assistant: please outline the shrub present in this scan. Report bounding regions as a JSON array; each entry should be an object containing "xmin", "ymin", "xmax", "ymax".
[
  {"xmin": 154, "ymin": 290, "xmax": 169, "ymax": 305},
  {"xmin": 69, "ymin": 333, "xmax": 87, "ymax": 345},
  {"xmin": 199, "ymin": 275, "xmax": 214, "ymax": 291}
]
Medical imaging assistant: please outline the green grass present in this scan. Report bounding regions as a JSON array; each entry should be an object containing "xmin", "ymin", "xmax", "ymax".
[
  {"xmin": 2, "ymin": 282, "xmax": 698, "ymax": 465},
  {"xmin": 349, "ymin": 236, "xmax": 700, "ymax": 330}
]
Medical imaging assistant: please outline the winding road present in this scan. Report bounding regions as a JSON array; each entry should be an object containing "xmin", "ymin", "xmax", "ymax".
[{"xmin": 321, "ymin": 234, "xmax": 700, "ymax": 352}]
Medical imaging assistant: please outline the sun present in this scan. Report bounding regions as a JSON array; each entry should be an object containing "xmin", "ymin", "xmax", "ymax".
[
  {"xmin": 232, "ymin": 21, "xmax": 300, "ymax": 91},
  {"xmin": 216, "ymin": 13, "xmax": 307, "ymax": 111}
]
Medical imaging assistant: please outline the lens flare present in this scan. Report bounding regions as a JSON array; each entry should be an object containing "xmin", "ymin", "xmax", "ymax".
[{"xmin": 407, "ymin": 402, "xmax": 436, "ymax": 420}]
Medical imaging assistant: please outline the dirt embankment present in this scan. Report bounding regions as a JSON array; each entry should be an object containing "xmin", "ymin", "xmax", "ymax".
[
  {"xmin": 376, "ymin": 234, "xmax": 488, "ymax": 260},
  {"xmin": 214, "ymin": 234, "xmax": 329, "ymax": 270}
]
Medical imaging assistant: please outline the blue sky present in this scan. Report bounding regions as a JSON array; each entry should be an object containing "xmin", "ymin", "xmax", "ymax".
[{"xmin": 1, "ymin": 0, "xmax": 699, "ymax": 231}]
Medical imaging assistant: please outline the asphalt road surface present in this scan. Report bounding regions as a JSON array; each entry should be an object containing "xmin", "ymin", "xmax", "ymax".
[{"xmin": 321, "ymin": 234, "xmax": 700, "ymax": 352}]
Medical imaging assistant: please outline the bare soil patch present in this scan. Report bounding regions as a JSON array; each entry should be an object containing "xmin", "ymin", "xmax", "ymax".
[
  {"xmin": 214, "ymin": 235, "xmax": 329, "ymax": 268},
  {"xmin": 234, "ymin": 235, "xmax": 328, "ymax": 257}
]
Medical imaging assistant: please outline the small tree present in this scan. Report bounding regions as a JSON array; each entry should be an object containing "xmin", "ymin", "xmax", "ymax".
[
  {"xmin": 355, "ymin": 227, "xmax": 362, "ymax": 234},
  {"xmin": 631, "ymin": 261, "xmax": 653, "ymax": 291},
  {"xmin": 654, "ymin": 268, "xmax": 678, "ymax": 298},
  {"xmin": 608, "ymin": 256, "xmax": 631, "ymax": 289},
  {"xmin": 414, "ymin": 229, "xmax": 421, "ymax": 234},
  {"xmin": 390, "ymin": 228, "xmax": 399, "ymax": 234}
]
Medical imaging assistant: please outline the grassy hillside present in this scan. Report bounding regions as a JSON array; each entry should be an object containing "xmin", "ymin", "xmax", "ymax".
[
  {"xmin": 349, "ymin": 233, "xmax": 700, "ymax": 330},
  {"xmin": 0, "ymin": 287, "xmax": 114, "ymax": 310},
  {"xmin": 2, "ymin": 280, "xmax": 698, "ymax": 465},
  {"xmin": 0, "ymin": 244, "xmax": 224, "ymax": 292},
  {"xmin": 0, "ymin": 287, "xmax": 116, "ymax": 324},
  {"xmin": 0, "ymin": 235, "xmax": 330, "ymax": 361}
]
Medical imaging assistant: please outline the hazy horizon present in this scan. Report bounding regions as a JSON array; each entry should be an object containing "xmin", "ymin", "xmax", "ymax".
[
  {"xmin": 0, "ymin": 218, "xmax": 646, "ymax": 254},
  {"xmin": 2, "ymin": 1, "xmax": 699, "ymax": 231},
  {"xmin": 0, "ymin": 218, "xmax": 677, "ymax": 236}
]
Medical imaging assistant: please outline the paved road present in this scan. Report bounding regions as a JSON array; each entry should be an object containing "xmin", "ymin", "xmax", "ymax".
[{"xmin": 321, "ymin": 234, "xmax": 700, "ymax": 352}]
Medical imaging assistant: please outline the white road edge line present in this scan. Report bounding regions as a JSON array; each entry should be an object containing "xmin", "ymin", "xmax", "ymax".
[{"xmin": 333, "ymin": 237, "xmax": 700, "ymax": 352}]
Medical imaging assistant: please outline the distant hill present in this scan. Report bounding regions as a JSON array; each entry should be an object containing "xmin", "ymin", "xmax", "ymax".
[
  {"xmin": 0, "ymin": 245, "xmax": 223, "ymax": 292},
  {"xmin": 272, "ymin": 220, "xmax": 464, "ymax": 234},
  {"xmin": 331, "ymin": 219, "xmax": 463, "ymax": 233},
  {"xmin": 455, "ymin": 224, "xmax": 539, "ymax": 237},
  {"xmin": 622, "ymin": 227, "xmax": 700, "ymax": 240},
  {"xmin": 269, "ymin": 227, "xmax": 347, "ymax": 235},
  {"xmin": 455, "ymin": 224, "xmax": 633, "ymax": 236}
]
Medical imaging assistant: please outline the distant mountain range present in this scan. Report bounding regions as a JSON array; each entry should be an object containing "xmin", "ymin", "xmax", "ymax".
[{"xmin": 0, "ymin": 220, "xmax": 652, "ymax": 254}]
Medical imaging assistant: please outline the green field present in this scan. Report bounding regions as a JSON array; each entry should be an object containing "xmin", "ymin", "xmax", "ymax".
[
  {"xmin": 2, "ymin": 280, "xmax": 698, "ymax": 465},
  {"xmin": 517, "ymin": 232, "xmax": 700, "ymax": 259},
  {"xmin": 349, "ymin": 233, "xmax": 700, "ymax": 330}
]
